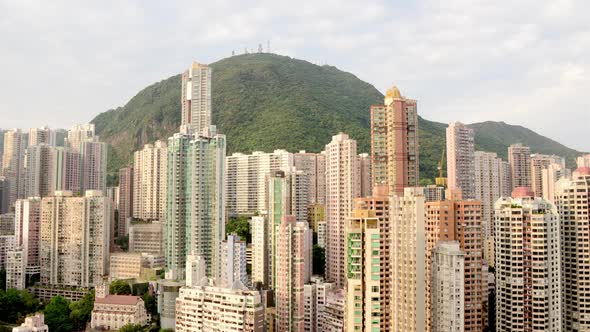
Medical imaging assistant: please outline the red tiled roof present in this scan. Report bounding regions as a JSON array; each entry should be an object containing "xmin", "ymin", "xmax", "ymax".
[{"xmin": 95, "ymin": 295, "xmax": 141, "ymax": 305}]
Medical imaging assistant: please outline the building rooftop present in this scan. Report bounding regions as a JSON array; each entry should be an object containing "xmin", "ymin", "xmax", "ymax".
[{"xmin": 95, "ymin": 295, "xmax": 142, "ymax": 305}]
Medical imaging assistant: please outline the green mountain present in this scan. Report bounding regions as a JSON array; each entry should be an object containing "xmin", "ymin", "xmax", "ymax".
[{"xmin": 91, "ymin": 53, "xmax": 582, "ymax": 183}]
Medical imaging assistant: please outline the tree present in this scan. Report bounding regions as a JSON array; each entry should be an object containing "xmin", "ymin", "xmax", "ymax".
[
  {"xmin": 115, "ymin": 235, "xmax": 129, "ymax": 251},
  {"xmin": 0, "ymin": 289, "xmax": 40, "ymax": 324},
  {"xmin": 226, "ymin": 216, "xmax": 251, "ymax": 243},
  {"xmin": 142, "ymin": 293, "xmax": 157, "ymax": 317},
  {"xmin": 312, "ymin": 245, "xmax": 325, "ymax": 276},
  {"xmin": 118, "ymin": 323, "xmax": 146, "ymax": 332},
  {"xmin": 110, "ymin": 280, "xmax": 132, "ymax": 295},
  {"xmin": 44, "ymin": 296, "xmax": 73, "ymax": 332},
  {"xmin": 69, "ymin": 290, "xmax": 94, "ymax": 330}
]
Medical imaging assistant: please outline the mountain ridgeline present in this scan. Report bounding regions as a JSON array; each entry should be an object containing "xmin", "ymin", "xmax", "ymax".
[{"xmin": 91, "ymin": 53, "xmax": 582, "ymax": 182}]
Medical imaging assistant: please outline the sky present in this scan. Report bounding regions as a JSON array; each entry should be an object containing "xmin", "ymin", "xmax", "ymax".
[{"xmin": 0, "ymin": 0, "xmax": 588, "ymax": 151}]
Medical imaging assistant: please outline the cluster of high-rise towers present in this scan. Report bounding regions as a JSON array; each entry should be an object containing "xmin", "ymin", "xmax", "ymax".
[{"xmin": 0, "ymin": 60, "xmax": 590, "ymax": 332}]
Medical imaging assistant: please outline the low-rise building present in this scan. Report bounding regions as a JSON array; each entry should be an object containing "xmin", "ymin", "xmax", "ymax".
[
  {"xmin": 175, "ymin": 254, "xmax": 265, "ymax": 332},
  {"xmin": 12, "ymin": 313, "xmax": 48, "ymax": 332},
  {"xmin": 6, "ymin": 248, "xmax": 26, "ymax": 289},
  {"xmin": 128, "ymin": 221, "xmax": 164, "ymax": 255},
  {"xmin": 90, "ymin": 282, "xmax": 148, "ymax": 331},
  {"xmin": 109, "ymin": 252, "xmax": 164, "ymax": 281}
]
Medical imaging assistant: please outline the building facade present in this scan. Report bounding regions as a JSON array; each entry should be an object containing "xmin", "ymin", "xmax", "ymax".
[
  {"xmin": 508, "ymin": 144, "xmax": 531, "ymax": 190},
  {"xmin": 294, "ymin": 151, "xmax": 326, "ymax": 205},
  {"xmin": 128, "ymin": 221, "xmax": 164, "ymax": 255},
  {"xmin": 474, "ymin": 151, "xmax": 505, "ymax": 238},
  {"xmin": 226, "ymin": 150, "xmax": 293, "ymax": 216}
]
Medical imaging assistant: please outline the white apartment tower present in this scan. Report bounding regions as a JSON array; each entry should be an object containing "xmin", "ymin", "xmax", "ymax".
[
  {"xmin": 555, "ymin": 168, "xmax": 590, "ymax": 331},
  {"xmin": 430, "ymin": 241, "xmax": 464, "ymax": 332},
  {"xmin": 325, "ymin": 133, "xmax": 359, "ymax": 288},
  {"xmin": 180, "ymin": 62, "xmax": 212, "ymax": 135},
  {"xmin": 39, "ymin": 191, "xmax": 111, "ymax": 288},
  {"xmin": 390, "ymin": 187, "xmax": 427, "ymax": 332},
  {"xmin": 494, "ymin": 191, "xmax": 562, "ymax": 331},
  {"xmin": 220, "ymin": 234, "xmax": 248, "ymax": 287},
  {"xmin": 133, "ymin": 141, "xmax": 167, "ymax": 220},
  {"xmin": 446, "ymin": 122, "xmax": 475, "ymax": 199}
]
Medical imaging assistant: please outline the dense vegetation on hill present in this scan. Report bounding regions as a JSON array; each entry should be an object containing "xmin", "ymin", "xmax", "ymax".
[{"xmin": 91, "ymin": 53, "xmax": 582, "ymax": 182}]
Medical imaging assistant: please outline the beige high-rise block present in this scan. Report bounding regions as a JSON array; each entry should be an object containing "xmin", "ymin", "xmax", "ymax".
[
  {"xmin": 325, "ymin": 133, "xmax": 359, "ymax": 288},
  {"xmin": 133, "ymin": 141, "xmax": 167, "ymax": 221},
  {"xmin": 577, "ymin": 154, "xmax": 590, "ymax": 168},
  {"xmin": 39, "ymin": 191, "xmax": 111, "ymax": 288},
  {"xmin": 251, "ymin": 215, "xmax": 269, "ymax": 287},
  {"xmin": 357, "ymin": 153, "xmax": 372, "ymax": 198},
  {"xmin": 390, "ymin": 188, "xmax": 427, "ymax": 332},
  {"xmin": 447, "ymin": 122, "xmax": 476, "ymax": 199},
  {"xmin": 2, "ymin": 129, "xmax": 27, "ymax": 208},
  {"xmin": 29, "ymin": 127, "xmax": 55, "ymax": 147}
]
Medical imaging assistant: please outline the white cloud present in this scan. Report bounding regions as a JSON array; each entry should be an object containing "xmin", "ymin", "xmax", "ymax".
[{"xmin": 0, "ymin": 0, "xmax": 587, "ymax": 151}]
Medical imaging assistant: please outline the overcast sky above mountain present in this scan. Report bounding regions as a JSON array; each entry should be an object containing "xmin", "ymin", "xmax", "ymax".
[{"xmin": 0, "ymin": 0, "xmax": 588, "ymax": 151}]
